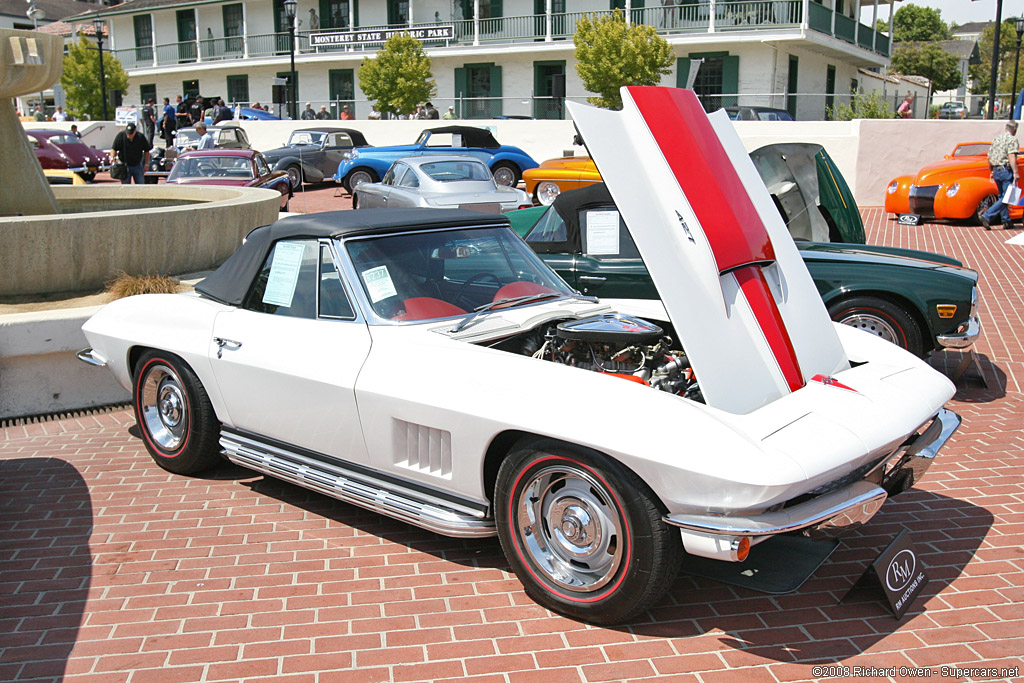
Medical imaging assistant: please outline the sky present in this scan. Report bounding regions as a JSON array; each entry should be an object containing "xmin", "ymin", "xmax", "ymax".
[{"xmin": 860, "ymin": 0, "xmax": 1023, "ymax": 27}]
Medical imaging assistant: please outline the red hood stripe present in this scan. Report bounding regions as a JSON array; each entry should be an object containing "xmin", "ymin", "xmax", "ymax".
[{"xmin": 734, "ymin": 267, "xmax": 805, "ymax": 392}]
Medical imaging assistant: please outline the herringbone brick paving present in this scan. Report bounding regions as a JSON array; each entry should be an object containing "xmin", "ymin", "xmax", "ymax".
[{"xmin": 1, "ymin": 208, "xmax": 1021, "ymax": 683}]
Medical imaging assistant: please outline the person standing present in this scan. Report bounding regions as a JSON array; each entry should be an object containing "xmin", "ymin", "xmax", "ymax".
[
  {"xmin": 161, "ymin": 97, "xmax": 177, "ymax": 146},
  {"xmin": 70, "ymin": 124, "xmax": 82, "ymax": 138},
  {"xmin": 896, "ymin": 93, "xmax": 914, "ymax": 119},
  {"xmin": 33, "ymin": 105, "xmax": 46, "ymax": 121},
  {"xmin": 442, "ymin": 106, "xmax": 457, "ymax": 120},
  {"xmin": 980, "ymin": 120, "xmax": 1020, "ymax": 230},
  {"xmin": 366, "ymin": 105, "xmax": 380, "ymax": 120},
  {"xmin": 141, "ymin": 99, "xmax": 156, "ymax": 148},
  {"xmin": 316, "ymin": 105, "xmax": 332, "ymax": 120},
  {"xmin": 195, "ymin": 121, "xmax": 215, "ymax": 149},
  {"xmin": 51, "ymin": 106, "xmax": 67, "ymax": 122},
  {"xmin": 110, "ymin": 123, "xmax": 150, "ymax": 185},
  {"xmin": 212, "ymin": 99, "xmax": 233, "ymax": 124},
  {"xmin": 175, "ymin": 95, "xmax": 190, "ymax": 129},
  {"xmin": 424, "ymin": 102, "xmax": 440, "ymax": 119},
  {"xmin": 301, "ymin": 102, "xmax": 317, "ymax": 120},
  {"xmin": 340, "ymin": 105, "xmax": 354, "ymax": 120},
  {"xmin": 189, "ymin": 96, "xmax": 205, "ymax": 124}
]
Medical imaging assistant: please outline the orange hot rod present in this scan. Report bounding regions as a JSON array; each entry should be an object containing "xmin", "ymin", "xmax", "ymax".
[{"xmin": 885, "ymin": 142, "xmax": 1024, "ymax": 223}]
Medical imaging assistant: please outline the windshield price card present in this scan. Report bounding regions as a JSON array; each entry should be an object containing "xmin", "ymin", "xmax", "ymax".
[{"xmin": 842, "ymin": 529, "xmax": 928, "ymax": 620}]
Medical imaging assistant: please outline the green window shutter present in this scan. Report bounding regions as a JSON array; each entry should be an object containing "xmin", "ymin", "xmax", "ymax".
[
  {"xmin": 491, "ymin": 0, "xmax": 503, "ymax": 17},
  {"xmin": 722, "ymin": 54, "xmax": 739, "ymax": 107},
  {"xmin": 354, "ymin": 0, "xmax": 359, "ymax": 26},
  {"xmin": 319, "ymin": 0, "xmax": 332, "ymax": 27},
  {"xmin": 454, "ymin": 67, "xmax": 467, "ymax": 118},
  {"xmin": 676, "ymin": 57, "xmax": 689, "ymax": 89},
  {"xmin": 488, "ymin": 65, "xmax": 502, "ymax": 117}
]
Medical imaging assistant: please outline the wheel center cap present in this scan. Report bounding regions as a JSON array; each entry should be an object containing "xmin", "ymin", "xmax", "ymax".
[
  {"xmin": 159, "ymin": 391, "xmax": 181, "ymax": 426},
  {"xmin": 559, "ymin": 505, "xmax": 592, "ymax": 544}
]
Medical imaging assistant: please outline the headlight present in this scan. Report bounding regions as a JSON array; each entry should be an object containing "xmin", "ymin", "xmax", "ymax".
[
  {"xmin": 946, "ymin": 183, "xmax": 959, "ymax": 198},
  {"xmin": 887, "ymin": 180, "xmax": 899, "ymax": 194},
  {"xmin": 537, "ymin": 181, "xmax": 561, "ymax": 206}
]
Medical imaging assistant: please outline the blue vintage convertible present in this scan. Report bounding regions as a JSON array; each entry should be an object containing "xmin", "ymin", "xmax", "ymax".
[{"xmin": 332, "ymin": 125, "xmax": 538, "ymax": 192}]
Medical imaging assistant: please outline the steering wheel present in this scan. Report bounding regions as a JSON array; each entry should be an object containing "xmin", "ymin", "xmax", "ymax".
[
  {"xmin": 196, "ymin": 161, "xmax": 215, "ymax": 176},
  {"xmin": 453, "ymin": 272, "xmax": 503, "ymax": 309}
]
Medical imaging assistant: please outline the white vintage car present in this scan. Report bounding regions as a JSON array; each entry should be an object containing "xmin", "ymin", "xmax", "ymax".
[
  {"xmin": 79, "ymin": 87, "xmax": 960, "ymax": 624},
  {"xmin": 353, "ymin": 155, "xmax": 532, "ymax": 213}
]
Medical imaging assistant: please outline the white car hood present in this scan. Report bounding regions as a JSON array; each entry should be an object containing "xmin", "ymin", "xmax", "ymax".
[{"xmin": 567, "ymin": 87, "xmax": 848, "ymax": 414}]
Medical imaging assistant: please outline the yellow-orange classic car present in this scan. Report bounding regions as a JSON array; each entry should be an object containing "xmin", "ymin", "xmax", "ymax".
[
  {"xmin": 523, "ymin": 155, "xmax": 600, "ymax": 205},
  {"xmin": 885, "ymin": 142, "xmax": 1023, "ymax": 223}
]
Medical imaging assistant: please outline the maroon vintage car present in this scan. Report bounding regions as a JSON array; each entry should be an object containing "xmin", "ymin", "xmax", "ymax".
[
  {"xmin": 165, "ymin": 149, "xmax": 292, "ymax": 210},
  {"xmin": 26, "ymin": 129, "xmax": 109, "ymax": 182}
]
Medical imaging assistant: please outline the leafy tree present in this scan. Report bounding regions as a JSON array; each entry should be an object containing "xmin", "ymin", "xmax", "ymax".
[
  {"xmin": 574, "ymin": 10, "xmax": 673, "ymax": 110},
  {"xmin": 889, "ymin": 4, "xmax": 951, "ymax": 42},
  {"xmin": 891, "ymin": 43, "xmax": 962, "ymax": 92},
  {"xmin": 876, "ymin": 18, "xmax": 889, "ymax": 34},
  {"xmin": 358, "ymin": 33, "xmax": 436, "ymax": 118},
  {"xmin": 970, "ymin": 21, "xmax": 1018, "ymax": 97},
  {"xmin": 60, "ymin": 32, "xmax": 128, "ymax": 121},
  {"xmin": 828, "ymin": 90, "xmax": 894, "ymax": 120}
]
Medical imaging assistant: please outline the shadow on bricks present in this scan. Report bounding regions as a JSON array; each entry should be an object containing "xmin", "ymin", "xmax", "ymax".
[{"xmin": 0, "ymin": 458, "xmax": 93, "ymax": 683}]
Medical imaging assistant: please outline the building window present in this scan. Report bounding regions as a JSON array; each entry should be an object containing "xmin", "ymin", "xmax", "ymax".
[
  {"xmin": 682, "ymin": 52, "xmax": 738, "ymax": 112},
  {"xmin": 227, "ymin": 75, "xmax": 249, "ymax": 105},
  {"xmin": 329, "ymin": 69, "xmax": 354, "ymax": 117},
  {"xmin": 825, "ymin": 64, "xmax": 836, "ymax": 119},
  {"xmin": 133, "ymin": 15, "xmax": 153, "ymax": 63},
  {"xmin": 140, "ymin": 84, "xmax": 157, "ymax": 106},
  {"xmin": 182, "ymin": 79, "xmax": 199, "ymax": 99},
  {"xmin": 321, "ymin": 0, "xmax": 356, "ymax": 28},
  {"xmin": 455, "ymin": 63, "xmax": 502, "ymax": 118},
  {"xmin": 387, "ymin": 0, "xmax": 408, "ymax": 25},
  {"xmin": 533, "ymin": 61, "xmax": 565, "ymax": 119},
  {"xmin": 787, "ymin": 55, "xmax": 799, "ymax": 119},
  {"xmin": 223, "ymin": 4, "xmax": 244, "ymax": 53},
  {"xmin": 176, "ymin": 9, "xmax": 197, "ymax": 63}
]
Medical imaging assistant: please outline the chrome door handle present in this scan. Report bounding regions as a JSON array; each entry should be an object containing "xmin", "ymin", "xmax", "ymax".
[
  {"xmin": 213, "ymin": 337, "xmax": 242, "ymax": 359},
  {"xmin": 579, "ymin": 276, "xmax": 607, "ymax": 282}
]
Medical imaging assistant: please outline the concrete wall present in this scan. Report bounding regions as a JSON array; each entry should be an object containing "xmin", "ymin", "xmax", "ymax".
[{"xmin": 0, "ymin": 185, "xmax": 282, "ymax": 297}]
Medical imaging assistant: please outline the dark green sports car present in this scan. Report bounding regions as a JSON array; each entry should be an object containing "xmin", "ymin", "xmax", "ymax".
[{"xmin": 509, "ymin": 183, "xmax": 980, "ymax": 357}]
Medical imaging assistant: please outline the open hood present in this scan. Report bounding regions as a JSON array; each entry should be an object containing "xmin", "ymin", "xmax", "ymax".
[{"xmin": 567, "ymin": 87, "xmax": 848, "ymax": 414}]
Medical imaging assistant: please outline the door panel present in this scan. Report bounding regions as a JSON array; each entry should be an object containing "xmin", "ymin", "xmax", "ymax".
[{"xmin": 209, "ymin": 311, "xmax": 372, "ymax": 463}]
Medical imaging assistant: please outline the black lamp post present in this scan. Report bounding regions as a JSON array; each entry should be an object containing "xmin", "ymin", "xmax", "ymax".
[
  {"xmin": 93, "ymin": 15, "xmax": 109, "ymax": 122},
  {"xmin": 284, "ymin": 0, "xmax": 297, "ymax": 120},
  {"xmin": 1011, "ymin": 17, "xmax": 1024, "ymax": 118}
]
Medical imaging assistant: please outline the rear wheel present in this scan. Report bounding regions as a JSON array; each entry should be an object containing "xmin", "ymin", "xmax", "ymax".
[
  {"xmin": 495, "ymin": 439, "xmax": 682, "ymax": 624},
  {"xmin": 491, "ymin": 162, "xmax": 520, "ymax": 187},
  {"xmin": 344, "ymin": 168, "xmax": 377, "ymax": 194},
  {"xmin": 828, "ymin": 296, "xmax": 924, "ymax": 357},
  {"xmin": 133, "ymin": 351, "xmax": 221, "ymax": 475}
]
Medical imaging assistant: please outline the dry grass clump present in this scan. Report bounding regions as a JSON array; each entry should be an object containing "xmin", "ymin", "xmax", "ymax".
[{"xmin": 105, "ymin": 271, "xmax": 181, "ymax": 300}]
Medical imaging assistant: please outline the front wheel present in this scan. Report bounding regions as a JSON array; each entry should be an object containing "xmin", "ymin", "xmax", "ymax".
[
  {"xmin": 491, "ymin": 162, "xmax": 520, "ymax": 187},
  {"xmin": 344, "ymin": 168, "xmax": 377, "ymax": 194},
  {"xmin": 133, "ymin": 351, "xmax": 221, "ymax": 475},
  {"xmin": 828, "ymin": 296, "xmax": 924, "ymax": 357},
  {"xmin": 495, "ymin": 440, "xmax": 682, "ymax": 624},
  {"xmin": 286, "ymin": 164, "xmax": 303, "ymax": 189}
]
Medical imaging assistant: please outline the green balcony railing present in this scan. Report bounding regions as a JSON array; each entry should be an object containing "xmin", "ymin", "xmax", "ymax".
[{"xmin": 834, "ymin": 14, "xmax": 855, "ymax": 43}]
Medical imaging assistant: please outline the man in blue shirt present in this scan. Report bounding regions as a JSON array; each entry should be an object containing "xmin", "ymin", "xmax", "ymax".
[{"xmin": 195, "ymin": 122, "xmax": 215, "ymax": 150}]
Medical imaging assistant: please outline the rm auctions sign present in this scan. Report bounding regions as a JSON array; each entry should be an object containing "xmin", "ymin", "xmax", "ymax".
[{"xmin": 310, "ymin": 25, "xmax": 455, "ymax": 47}]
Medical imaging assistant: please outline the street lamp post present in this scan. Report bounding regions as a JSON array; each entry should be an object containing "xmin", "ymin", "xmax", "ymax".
[
  {"xmin": 93, "ymin": 15, "xmax": 109, "ymax": 122},
  {"xmin": 284, "ymin": 0, "xmax": 297, "ymax": 120},
  {"xmin": 1011, "ymin": 17, "xmax": 1024, "ymax": 119}
]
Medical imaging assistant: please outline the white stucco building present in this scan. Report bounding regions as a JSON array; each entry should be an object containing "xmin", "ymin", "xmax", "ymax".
[{"xmin": 68, "ymin": 0, "xmax": 899, "ymax": 120}]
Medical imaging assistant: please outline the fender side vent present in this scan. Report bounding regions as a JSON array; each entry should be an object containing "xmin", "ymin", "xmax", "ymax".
[{"xmin": 393, "ymin": 419, "xmax": 452, "ymax": 479}]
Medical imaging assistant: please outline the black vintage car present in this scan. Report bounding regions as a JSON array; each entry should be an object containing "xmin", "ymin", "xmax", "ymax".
[
  {"xmin": 146, "ymin": 125, "xmax": 253, "ymax": 183},
  {"xmin": 260, "ymin": 127, "xmax": 370, "ymax": 189}
]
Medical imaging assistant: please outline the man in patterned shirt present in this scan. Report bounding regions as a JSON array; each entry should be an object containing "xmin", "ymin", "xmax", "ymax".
[{"xmin": 980, "ymin": 120, "xmax": 1020, "ymax": 229}]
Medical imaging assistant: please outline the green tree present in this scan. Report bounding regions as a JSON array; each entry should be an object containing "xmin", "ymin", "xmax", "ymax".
[
  {"xmin": 890, "ymin": 4, "xmax": 951, "ymax": 42},
  {"xmin": 358, "ymin": 33, "xmax": 436, "ymax": 118},
  {"xmin": 574, "ymin": 10, "xmax": 673, "ymax": 110},
  {"xmin": 828, "ymin": 90, "xmax": 894, "ymax": 120},
  {"xmin": 60, "ymin": 32, "xmax": 129, "ymax": 121},
  {"xmin": 891, "ymin": 43, "xmax": 962, "ymax": 92},
  {"xmin": 970, "ymin": 21, "xmax": 1018, "ymax": 96}
]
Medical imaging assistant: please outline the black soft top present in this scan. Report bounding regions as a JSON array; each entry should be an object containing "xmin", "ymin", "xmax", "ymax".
[
  {"xmin": 293, "ymin": 127, "xmax": 369, "ymax": 147},
  {"xmin": 196, "ymin": 209, "xmax": 510, "ymax": 305},
  {"xmin": 423, "ymin": 126, "xmax": 500, "ymax": 149},
  {"xmin": 540, "ymin": 183, "xmax": 614, "ymax": 252}
]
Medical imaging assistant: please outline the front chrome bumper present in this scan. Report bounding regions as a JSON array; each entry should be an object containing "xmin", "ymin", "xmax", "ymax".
[
  {"xmin": 663, "ymin": 408, "xmax": 961, "ymax": 545},
  {"xmin": 937, "ymin": 315, "xmax": 981, "ymax": 349}
]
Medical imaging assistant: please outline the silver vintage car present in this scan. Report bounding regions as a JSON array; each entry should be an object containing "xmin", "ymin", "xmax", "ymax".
[{"xmin": 353, "ymin": 155, "xmax": 532, "ymax": 213}]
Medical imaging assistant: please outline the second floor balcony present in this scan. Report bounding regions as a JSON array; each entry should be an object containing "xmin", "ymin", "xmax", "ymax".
[{"xmin": 110, "ymin": 0, "xmax": 890, "ymax": 72}]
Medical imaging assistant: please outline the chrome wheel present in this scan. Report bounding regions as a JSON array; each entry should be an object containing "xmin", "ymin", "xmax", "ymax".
[
  {"xmin": 837, "ymin": 313, "xmax": 898, "ymax": 343},
  {"xmin": 139, "ymin": 363, "xmax": 188, "ymax": 451},
  {"xmin": 514, "ymin": 465, "xmax": 624, "ymax": 593},
  {"xmin": 492, "ymin": 164, "xmax": 517, "ymax": 187},
  {"xmin": 287, "ymin": 165, "xmax": 302, "ymax": 189},
  {"xmin": 348, "ymin": 170, "xmax": 373, "ymax": 190},
  {"xmin": 536, "ymin": 181, "xmax": 561, "ymax": 206}
]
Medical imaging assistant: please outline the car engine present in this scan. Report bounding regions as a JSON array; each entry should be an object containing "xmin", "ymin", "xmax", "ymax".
[{"xmin": 490, "ymin": 314, "xmax": 702, "ymax": 401}]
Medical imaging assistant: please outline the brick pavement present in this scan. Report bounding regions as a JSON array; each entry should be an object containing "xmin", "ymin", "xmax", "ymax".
[{"xmin": 1, "ymin": 209, "xmax": 1022, "ymax": 683}]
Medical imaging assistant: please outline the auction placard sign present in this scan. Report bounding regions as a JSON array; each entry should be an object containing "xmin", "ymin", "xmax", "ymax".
[
  {"xmin": 843, "ymin": 529, "xmax": 929, "ymax": 620},
  {"xmin": 310, "ymin": 25, "xmax": 455, "ymax": 47}
]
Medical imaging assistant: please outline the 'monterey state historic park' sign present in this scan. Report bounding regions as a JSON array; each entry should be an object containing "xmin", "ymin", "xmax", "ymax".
[{"xmin": 310, "ymin": 25, "xmax": 455, "ymax": 48}]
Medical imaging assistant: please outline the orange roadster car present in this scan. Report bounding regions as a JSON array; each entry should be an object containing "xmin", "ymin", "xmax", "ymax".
[
  {"xmin": 885, "ymin": 142, "xmax": 1023, "ymax": 223},
  {"xmin": 523, "ymin": 155, "xmax": 601, "ymax": 205}
]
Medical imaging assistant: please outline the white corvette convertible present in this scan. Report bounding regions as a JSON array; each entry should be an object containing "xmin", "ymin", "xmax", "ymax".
[{"xmin": 79, "ymin": 87, "xmax": 960, "ymax": 624}]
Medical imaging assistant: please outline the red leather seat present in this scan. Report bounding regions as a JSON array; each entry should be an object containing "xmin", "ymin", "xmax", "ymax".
[
  {"xmin": 392, "ymin": 297, "xmax": 467, "ymax": 321},
  {"xmin": 492, "ymin": 281, "xmax": 555, "ymax": 302}
]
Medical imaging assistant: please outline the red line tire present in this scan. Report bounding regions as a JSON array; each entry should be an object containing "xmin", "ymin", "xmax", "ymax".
[
  {"xmin": 133, "ymin": 351, "xmax": 221, "ymax": 475},
  {"xmin": 828, "ymin": 295, "xmax": 924, "ymax": 357},
  {"xmin": 495, "ymin": 439, "xmax": 682, "ymax": 624}
]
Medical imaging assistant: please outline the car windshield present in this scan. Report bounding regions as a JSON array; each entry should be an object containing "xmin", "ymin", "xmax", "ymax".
[
  {"xmin": 525, "ymin": 207, "xmax": 567, "ymax": 243},
  {"xmin": 345, "ymin": 226, "xmax": 575, "ymax": 322},
  {"xmin": 168, "ymin": 156, "xmax": 254, "ymax": 181},
  {"xmin": 419, "ymin": 161, "xmax": 492, "ymax": 182},
  {"xmin": 952, "ymin": 144, "xmax": 990, "ymax": 157},
  {"xmin": 288, "ymin": 131, "xmax": 326, "ymax": 146}
]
